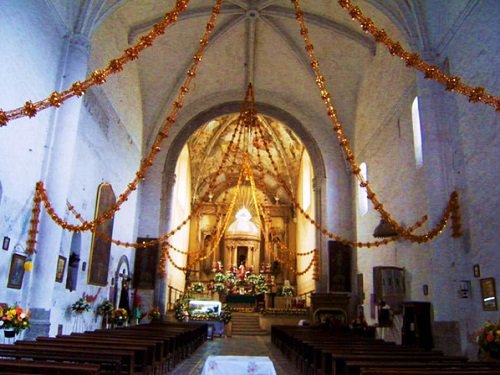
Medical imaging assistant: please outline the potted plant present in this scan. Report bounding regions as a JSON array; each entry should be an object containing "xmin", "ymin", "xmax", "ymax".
[
  {"xmin": 0, "ymin": 304, "xmax": 30, "ymax": 337},
  {"xmin": 71, "ymin": 297, "xmax": 91, "ymax": 314},
  {"xmin": 96, "ymin": 300, "xmax": 114, "ymax": 328},
  {"xmin": 111, "ymin": 308, "xmax": 129, "ymax": 327},
  {"xmin": 220, "ymin": 304, "xmax": 232, "ymax": 337},
  {"xmin": 477, "ymin": 320, "xmax": 500, "ymax": 360},
  {"xmin": 148, "ymin": 307, "xmax": 161, "ymax": 322}
]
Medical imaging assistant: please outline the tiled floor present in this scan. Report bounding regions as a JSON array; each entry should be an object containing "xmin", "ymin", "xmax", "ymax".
[{"xmin": 169, "ymin": 335, "xmax": 300, "ymax": 374}]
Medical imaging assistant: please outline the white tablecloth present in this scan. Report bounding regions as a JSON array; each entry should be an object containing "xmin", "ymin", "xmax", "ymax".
[{"xmin": 201, "ymin": 355, "xmax": 277, "ymax": 375}]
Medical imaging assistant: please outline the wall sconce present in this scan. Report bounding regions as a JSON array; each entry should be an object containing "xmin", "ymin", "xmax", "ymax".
[
  {"xmin": 473, "ymin": 264, "xmax": 480, "ymax": 278},
  {"xmin": 459, "ymin": 280, "xmax": 471, "ymax": 298},
  {"xmin": 422, "ymin": 284, "xmax": 429, "ymax": 296}
]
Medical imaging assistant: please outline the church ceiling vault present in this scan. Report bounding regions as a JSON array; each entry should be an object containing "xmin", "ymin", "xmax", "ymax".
[{"xmin": 188, "ymin": 112, "xmax": 304, "ymax": 205}]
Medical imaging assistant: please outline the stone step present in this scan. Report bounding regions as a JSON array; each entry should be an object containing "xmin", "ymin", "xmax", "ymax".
[{"xmin": 230, "ymin": 312, "xmax": 268, "ymax": 336}]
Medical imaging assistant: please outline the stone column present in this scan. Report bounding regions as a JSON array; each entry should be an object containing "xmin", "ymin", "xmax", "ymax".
[
  {"xmin": 313, "ymin": 175, "xmax": 326, "ymax": 292},
  {"xmin": 26, "ymin": 33, "xmax": 90, "ymax": 338},
  {"xmin": 416, "ymin": 71, "xmax": 468, "ymax": 318}
]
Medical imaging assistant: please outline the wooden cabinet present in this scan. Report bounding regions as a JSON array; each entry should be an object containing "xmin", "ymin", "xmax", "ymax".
[{"xmin": 402, "ymin": 301, "xmax": 433, "ymax": 350}]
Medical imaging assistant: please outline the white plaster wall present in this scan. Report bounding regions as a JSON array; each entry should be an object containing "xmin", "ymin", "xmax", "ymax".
[
  {"xmin": 421, "ymin": 1, "xmax": 500, "ymax": 356},
  {"xmin": 0, "ymin": 1, "xmax": 66, "ymax": 306},
  {"xmin": 47, "ymin": 99, "xmax": 141, "ymax": 335}
]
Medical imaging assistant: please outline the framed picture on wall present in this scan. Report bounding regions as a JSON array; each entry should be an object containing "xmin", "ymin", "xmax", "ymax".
[
  {"xmin": 88, "ymin": 183, "xmax": 115, "ymax": 286},
  {"xmin": 55, "ymin": 255, "xmax": 66, "ymax": 283},
  {"xmin": 7, "ymin": 253, "xmax": 27, "ymax": 289},
  {"xmin": 133, "ymin": 238, "xmax": 158, "ymax": 289},
  {"xmin": 480, "ymin": 277, "xmax": 498, "ymax": 311}
]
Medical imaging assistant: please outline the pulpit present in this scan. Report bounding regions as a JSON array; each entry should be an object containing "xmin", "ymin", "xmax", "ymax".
[{"xmin": 311, "ymin": 292, "xmax": 351, "ymax": 324}]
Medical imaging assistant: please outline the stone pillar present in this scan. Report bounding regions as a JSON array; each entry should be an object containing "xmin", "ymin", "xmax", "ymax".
[
  {"xmin": 313, "ymin": 175, "xmax": 326, "ymax": 292},
  {"xmin": 26, "ymin": 33, "xmax": 90, "ymax": 338},
  {"xmin": 415, "ymin": 71, "xmax": 468, "ymax": 321}
]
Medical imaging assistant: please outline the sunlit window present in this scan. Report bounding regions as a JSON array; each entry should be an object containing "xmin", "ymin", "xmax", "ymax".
[
  {"xmin": 174, "ymin": 145, "xmax": 190, "ymax": 211},
  {"xmin": 302, "ymin": 152, "xmax": 312, "ymax": 211},
  {"xmin": 412, "ymin": 97, "xmax": 423, "ymax": 168},
  {"xmin": 358, "ymin": 162, "xmax": 368, "ymax": 216}
]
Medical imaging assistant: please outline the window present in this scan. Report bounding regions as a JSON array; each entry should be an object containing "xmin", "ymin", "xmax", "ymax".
[
  {"xmin": 411, "ymin": 97, "xmax": 423, "ymax": 168},
  {"xmin": 358, "ymin": 162, "xmax": 368, "ymax": 216},
  {"xmin": 301, "ymin": 151, "xmax": 312, "ymax": 211}
]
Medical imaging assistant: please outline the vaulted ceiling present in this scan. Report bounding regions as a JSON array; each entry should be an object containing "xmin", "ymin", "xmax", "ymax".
[{"xmin": 46, "ymin": 0, "xmax": 423, "ymax": 202}]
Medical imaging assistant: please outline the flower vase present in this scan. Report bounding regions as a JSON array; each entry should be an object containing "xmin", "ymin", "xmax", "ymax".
[{"xmin": 4, "ymin": 329, "xmax": 16, "ymax": 338}]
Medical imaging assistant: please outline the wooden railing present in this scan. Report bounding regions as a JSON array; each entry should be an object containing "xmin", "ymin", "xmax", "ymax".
[
  {"xmin": 295, "ymin": 289, "xmax": 314, "ymax": 308},
  {"xmin": 167, "ymin": 285, "xmax": 184, "ymax": 311}
]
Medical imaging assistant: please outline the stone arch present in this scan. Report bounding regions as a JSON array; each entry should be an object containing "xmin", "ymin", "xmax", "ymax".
[
  {"xmin": 113, "ymin": 255, "xmax": 131, "ymax": 310},
  {"xmin": 161, "ymin": 101, "xmax": 326, "ymax": 232}
]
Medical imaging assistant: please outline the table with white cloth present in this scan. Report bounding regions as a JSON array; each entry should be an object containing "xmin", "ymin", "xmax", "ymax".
[{"xmin": 201, "ymin": 355, "xmax": 277, "ymax": 375}]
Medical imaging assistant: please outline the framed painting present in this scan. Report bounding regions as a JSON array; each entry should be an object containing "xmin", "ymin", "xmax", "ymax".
[
  {"xmin": 88, "ymin": 183, "xmax": 116, "ymax": 286},
  {"xmin": 55, "ymin": 255, "xmax": 66, "ymax": 283},
  {"xmin": 7, "ymin": 253, "xmax": 27, "ymax": 289},
  {"xmin": 328, "ymin": 240, "xmax": 352, "ymax": 292},
  {"xmin": 480, "ymin": 277, "xmax": 498, "ymax": 311},
  {"xmin": 133, "ymin": 237, "xmax": 158, "ymax": 289}
]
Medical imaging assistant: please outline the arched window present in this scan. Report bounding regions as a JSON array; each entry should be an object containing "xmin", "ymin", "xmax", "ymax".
[
  {"xmin": 174, "ymin": 144, "xmax": 190, "ymax": 211},
  {"xmin": 301, "ymin": 151, "xmax": 312, "ymax": 211},
  {"xmin": 358, "ymin": 162, "xmax": 368, "ymax": 216},
  {"xmin": 412, "ymin": 97, "xmax": 423, "ymax": 168}
]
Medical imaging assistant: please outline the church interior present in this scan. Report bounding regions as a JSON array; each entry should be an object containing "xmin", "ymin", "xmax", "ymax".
[{"xmin": 0, "ymin": 0, "xmax": 499, "ymax": 373}]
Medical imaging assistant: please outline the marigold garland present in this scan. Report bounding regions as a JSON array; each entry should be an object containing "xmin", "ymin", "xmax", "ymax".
[
  {"xmin": 0, "ymin": 0, "xmax": 191, "ymax": 127},
  {"xmin": 336, "ymin": 0, "xmax": 499, "ymax": 112}
]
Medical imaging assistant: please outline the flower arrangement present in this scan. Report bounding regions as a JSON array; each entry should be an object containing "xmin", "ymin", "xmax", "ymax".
[
  {"xmin": 278, "ymin": 285, "xmax": 295, "ymax": 297},
  {"xmin": 148, "ymin": 307, "xmax": 161, "ymax": 321},
  {"xmin": 96, "ymin": 300, "xmax": 114, "ymax": 316},
  {"xmin": 111, "ymin": 308, "xmax": 128, "ymax": 324},
  {"xmin": 71, "ymin": 297, "xmax": 91, "ymax": 314},
  {"xmin": 477, "ymin": 320, "xmax": 500, "ymax": 357},
  {"xmin": 174, "ymin": 298, "xmax": 189, "ymax": 322},
  {"xmin": 189, "ymin": 282, "xmax": 205, "ymax": 294},
  {"xmin": 0, "ymin": 304, "xmax": 30, "ymax": 333},
  {"xmin": 214, "ymin": 272, "xmax": 226, "ymax": 284},
  {"xmin": 219, "ymin": 304, "xmax": 232, "ymax": 324}
]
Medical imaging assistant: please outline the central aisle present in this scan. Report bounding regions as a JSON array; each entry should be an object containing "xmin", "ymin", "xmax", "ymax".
[{"xmin": 169, "ymin": 335, "xmax": 300, "ymax": 375}]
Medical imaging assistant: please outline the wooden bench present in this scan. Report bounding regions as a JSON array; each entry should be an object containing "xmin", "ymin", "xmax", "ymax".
[
  {"xmin": 33, "ymin": 337, "xmax": 155, "ymax": 375},
  {"xmin": 0, "ymin": 344, "xmax": 123, "ymax": 375},
  {"xmin": 0, "ymin": 358, "xmax": 101, "ymax": 374},
  {"xmin": 350, "ymin": 361, "xmax": 500, "ymax": 375}
]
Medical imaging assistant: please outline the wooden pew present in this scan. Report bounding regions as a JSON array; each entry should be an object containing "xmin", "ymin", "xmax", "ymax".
[
  {"xmin": 360, "ymin": 367, "xmax": 500, "ymax": 375},
  {"xmin": 33, "ymin": 336, "xmax": 155, "ymax": 375},
  {"xmin": 0, "ymin": 344, "xmax": 123, "ymax": 375},
  {"xmin": 270, "ymin": 325, "xmax": 473, "ymax": 375},
  {"xmin": 350, "ymin": 361, "xmax": 500, "ymax": 375},
  {"xmin": 0, "ymin": 358, "xmax": 101, "ymax": 375}
]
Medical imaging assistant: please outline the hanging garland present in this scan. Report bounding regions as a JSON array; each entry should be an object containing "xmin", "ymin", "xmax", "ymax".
[
  {"xmin": 336, "ymin": 0, "xmax": 499, "ymax": 112},
  {"xmin": 0, "ymin": 0, "xmax": 192, "ymax": 127},
  {"xmin": 292, "ymin": 0, "xmax": 462, "ymax": 245},
  {"xmin": 29, "ymin": 0, "xmax": 224, "ymax": 242}
]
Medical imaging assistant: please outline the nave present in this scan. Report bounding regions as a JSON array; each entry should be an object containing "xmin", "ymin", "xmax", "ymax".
[{"xmin": 170, "ymin": 335, "xmax": 299, "ymax": 375}]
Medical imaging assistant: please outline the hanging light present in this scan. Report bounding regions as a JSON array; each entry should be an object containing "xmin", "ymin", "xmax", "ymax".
[{"xmin": 373, "ymin": 219, "xmax": 398, "ymax": 238}]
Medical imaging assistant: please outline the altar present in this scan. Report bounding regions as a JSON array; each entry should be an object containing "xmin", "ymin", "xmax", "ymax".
[{"xmin": 201, "ymin": 355, "xmax": 276, "ymax": 375}]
